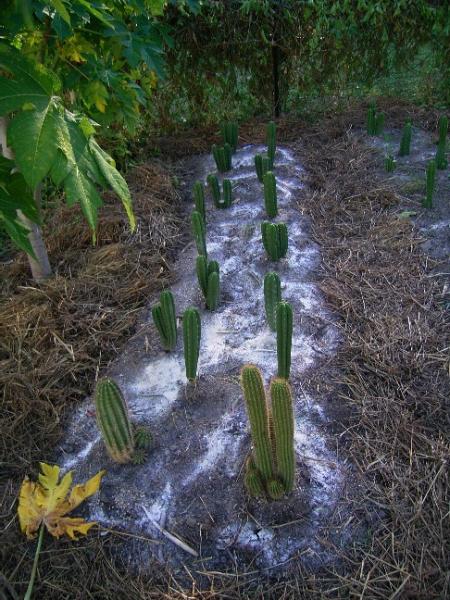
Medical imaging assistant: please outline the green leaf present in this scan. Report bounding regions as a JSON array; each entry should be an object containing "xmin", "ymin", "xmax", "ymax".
[
  {"xmin": 90, "ymin": 139, "xmax": 136, "ymax": 231},
  {"xmin": 62, "ymin": 165, "xmax": 102, "ymax": 234},
  {"xmin": 49, "ymin": 0, "xmax": 71, "ymax": 25},
  {"xmin": 0, "ymin": 212, "xmax": 35, "ymax": 257}
]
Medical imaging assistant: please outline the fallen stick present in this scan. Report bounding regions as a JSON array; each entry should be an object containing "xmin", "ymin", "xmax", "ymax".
[{"xmin": 141, "ymin": 505, "xmax": 199, "ymax": 557}]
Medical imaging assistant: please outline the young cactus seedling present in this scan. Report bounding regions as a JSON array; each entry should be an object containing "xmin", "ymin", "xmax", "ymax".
[
  {"xmin": 183, "ymin": 307, "xmax": 201, "ymax": 382},
  {"xmin": 261, "ymin": 221, "xmax": 288, "ymax": 261},
  {"xmin": 264, "ymin": 272, "xmax": 281, "ymax": 331},
  {"xmin": 423, "ymin": 159, "xmax": 436, "ymax": 208},
  {"xmin": 212, "ymin": 143, "xmax": 232, "ymax": 172},
  {"xmin": 191, "ymin": 210, "xmax": 207, "ymax": 257},
  {"xmin": 193, "ymin": 181, "xmax": 205, "ymax": 221},
  {"xmin": 263, "ymin": 171, "xmax": 277, "ymax": 217},
  {"xmin": 255, "ymin": 153, "xmax": 271, "ymax": 183},
  {"xmin": 399, "ymin": 121, "xmax": 412, "ymax": 156},
  {"xmin": 152, "ymin": 289, "xmax": 177, "ymax": 351},
  {"xmin": 266, "ymin": 121, "xmax": 276, "ymax": 169},
  {"xmin": 196, "ymin": 256, "xmax": 220, "ymax": 310},
  {"xmin": 384, "ymin": 154, "xmax": 396, "ymax": 172},
  {"xmin": 220, "ymin": 121, "xmax": 238, "ymax": 152}
]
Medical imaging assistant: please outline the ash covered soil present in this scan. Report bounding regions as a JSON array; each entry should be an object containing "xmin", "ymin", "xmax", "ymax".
[{"xmin": 58, "ymin": 145, "xmax": 364, "ymax": 578}]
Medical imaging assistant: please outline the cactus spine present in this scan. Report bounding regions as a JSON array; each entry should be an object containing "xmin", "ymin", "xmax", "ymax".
[
  {"xmin": 436, "ymin": 115, "xmax": 448, "ymax": 170},
  {"xmin": 220, "ymin": 121, "xmax": 238, "ymax": 152},
  {"xmin": 196, "ymin": 256, "xmax": 220, "ymax": 310},
  {"xmin": 276, "ymin": 301, "xmax": 293, "ymax": 379},
  {"xmin": 384, "ymin": 154, "xmax": 395, "ymax": 172},
  {"xmin": 255, "ymin": 153, "xmax": 271, "ymax": 182},
  {"xmin": 191, "ymin": 210, "xmax": 207, "ymax": 257},
  {"xmin": 193, "ymin": 181, "xmax": 205, "ymax": 220},
  {"xmin": 266, "ymin": 121, "xmax": 276, "ymax": 168},
  {"xmin": 423, "ymin": 159, "xmax": 436, "ymax": 208},
  {"xmin": 399, "ymin": 122, "xmax": 412, "ymax": 156},
  {"xmin": 241, "ymin": 365, "xmax": 296, "ymax": 500},
  {"xmin": 183, "ymin": 307, "xmax": 201, "ymax": 382},
  {"xmin": 264, "ymin": 272, "xmax": 281, "ymax": 331},
  {"xmin": 263, "ymin": 171, "xmax": 277, "ymax": 217},
  {"xmin": 261, "ymin": 221, "xmax": 288, "ymax": 261},
  {"xmin": 212, "ymin": 143, "xmax": 232, "ymax": 172},
  {"xmin": 95, "ymin": 378, "xmax": 135, "ymax": 463},
  {"xmin": 151, "ymin": 290, "xmax": 177, "ymax": 351}
]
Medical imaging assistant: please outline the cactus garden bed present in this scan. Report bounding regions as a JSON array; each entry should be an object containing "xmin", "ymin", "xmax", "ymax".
[{"xmin": 57, "ymin": 143, "xmax": 362, "ymax": 577}]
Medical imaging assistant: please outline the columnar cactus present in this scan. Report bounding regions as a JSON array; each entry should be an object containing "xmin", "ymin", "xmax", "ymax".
[
  {"xmin": 436, "ymin": 115, "xmax": 448, "ymax": 170},
  {"xmin": 207, "ymin": 174, "xmax": 221, "ymax": 207},
  {"xmin": 240, "ymin": 365, "xmax": 296, "ymax": 500},
  {"xmin": 423, "ymin": 159, "xmax": 436, "ymax": 208},
  {"xmin": 263, "ymin": 171, "xmax": 277, "ymax": 217},
  {"xmin": 196, "ymin": 256, "xmax": 220, "ymax": 310},
  {"xmin": 261, "ymin": 221, "xmax": 288, "ymax": 261},
  {"xmin": 399, "ymin": 122, "xmax": 412, "ymax": 156},
  {"xmin": 183, "ymin": 307, "xmax": 201, "ymax": 382},
  {"xmin": 95, "ymin": 378, "xmax": 135, "ymax": 463},
  {"xmin": 212, "ymin": 143, "xmax": 232, "ymax": 172},
  {"xmin": 384, "ymin": 154, "xmax": 396, "ymax": 172},
  {"xmin": 264, "ymin": 272, "xmax": 281, "ymax": 331},
  {"xmin": 266, "ymin": 121, "xmax": 276, "ymax": 168},
  {"xmin": 222, "ymin": 179, "xmax": 233, "ymax": 208},
  {"xmin": 276, "ymin": 301, "xmax": 293, "ymax": 379},
  {"xmin": 191, "ymin": 210, "xmax": 207, "ymax": 257},
  {"xmin": 151, "ymin": 289, "xmax": 177, "ymax": 351},
  {"xmin": 207, "ymin": 175, "xmax": 232, "ymax": 208},
  {"xmin": 193, "ymin": 181, "xmax": 205, "ymax": 220},
  {"xmin": 255, "ymin": 153, "xmax": 271, "ymax": 182},
  {"xmin": 220, "ymin": 121, "xmax": 238, "ymax": 152}
]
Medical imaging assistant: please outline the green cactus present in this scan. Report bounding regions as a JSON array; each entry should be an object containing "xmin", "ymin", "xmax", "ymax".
[
  {"xmin": 151, "ymin": 290, "xmax": 177, "ymax": 351},
  {"xmin": 206, "ymin": 271, "xmax": 220, "ymax": 311},
  {"xmin": 212, "ymin": 143, "xmax": 232, "ymax": 172},
  {"xmin": 244, "ymin": 457, "xmax": 265, "ymax": 497},
  {"xmin": 261, "ymin": 221, "xmax": 288, "ymax": 261},
  {"xmin": 384, "ymin": 154, "xmax": 396, "ymax": 172},
  {"xmin": 276, "ymin": 301, "xmax": 293, "ymax": 380},
  {"xmin": 134, "ymin": 426, "xmax": 152, "ymax": 449},
  {"xmin": 263, "ymin": 171, "xmax": 277, "ymax": 217},
  {"xmin": 423, "ymin": 159, "xmax": 436, "ymax": 208},
  {"xmin": 191, "ymin": 210, "xmax": 207, "ymax": 257},
  {"xmin": 95, "ymin": 378, "xmax": 135, "ymax": 464},
  {"xmin": 267, "ymin": 478, "xmax": 285, "ymax": 500},
  {"xmin": 183, "ymin": 307, "xmax": 201, "ymax": 382},
  {"xmin": 435, "ymin": 115, "xmax": 448, "ymax": 170},
  {"xmin": 206, "ymin": 175, "xmax": 232, "ymax": 208},
  {"xmin": 266, "ymin": 121, "xmax": 276, "ymax": 168},
  {"xmin": 207, "ymin": 174, "xmax": 221, "ymax": 207},
  {"xmin": 193, "ymin": 181, "xmax": 205, "ymax": 220},
  {"xmin": 255, "ymin": 153, "xmax": 271, "ymax": 183},
  {"xmin": 264, "ymin": 272, "xmax": 281, "ymax": 331},
  {"xmin": 220, "ymin": 121, "xmax": 238, "ymax": 152},
  {"xmin": 399, "ymin": 121, "xmax": 412, "ymax": 156},
  {"xmin": 197, "ymin": 256, "xmax": 220, "ymax": 310},
  {"xmin": 222, "ymin": 179, "xmax": 233, "ymax": 208},
  {"xmin": 270, "ymin": 378, "xmax": 295, "ymax": 493}
]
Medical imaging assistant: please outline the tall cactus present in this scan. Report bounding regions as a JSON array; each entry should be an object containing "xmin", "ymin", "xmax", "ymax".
[
  {"xmin": 264, "ymin": 272, "xmax": 281, "ymax": 331},
  {"xmin": 261, "ymin": 221, "xmax": 288, "ymax": 261},
  {"xmin": 207, "ymin": 174, "xmax": 221, "ymax": 207},
  {"xmin": 183, "ymin": 307, "xmax": 201, "ymax": 382},
  {"xmin": 95, "ymin": 378, "xmax": 135, "ymax": 463},
  {"xmin": 220, "ymin": 121, "xmax": 238, "ymax": 152},
  {"xmin": 266, "ymin": 121, "xmax": 276, "ymax": 168},
  {"xmin": 255, "ymin": 153, "xmax": 271, "ymax": 182},
  {"xmin": 191, "ymin": 210, "xmax": 207, "ymax": 257},
  {"xmin": 263, "ymin": 171, "xmax": 277, "ymax": 217},
  {"xmin": 212, "ymin": 143, "xmax": 232, "ymax": 172},
  {"xmin": 276, "ymin": 301, "xmax": 293, "ymax": 379},
  {"xmin": 423, "ymin": 159, "xmax": 436, "ymax": 208},
  {"xmin": 399, "ymin": 121, "xmax": 412, "ymax": 156},
  {"xmin": 193, "ymin": 181, "xmax": 205, "ymax": 220},
  {"xmin": 270, "ymin": 378, "xmax": 295, "ymax": 493},
  {"xmin": 151, "ymin": 289, "xmax": 177, "ymax": 351},
  {"xmin": 196, "ymin": 256, "xmax": 220, "ymax": 310},
  {"xmin": 436, "ymin": 115, "xmax": 448, "ymax": 170},
  {"xmin": 222, "ymin": 179, "xmax": 233, "ymax": 208}
]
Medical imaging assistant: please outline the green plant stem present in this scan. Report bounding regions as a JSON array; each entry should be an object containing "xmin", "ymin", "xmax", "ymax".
[{"xmin": 24, "ymin": 524, "xmax": 44, "ymax": 600}]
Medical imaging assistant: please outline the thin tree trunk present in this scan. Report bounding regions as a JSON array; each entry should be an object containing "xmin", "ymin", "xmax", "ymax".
[{"xmin": 0, "ymin": 116, "xmax": 52, "ymax": 281}]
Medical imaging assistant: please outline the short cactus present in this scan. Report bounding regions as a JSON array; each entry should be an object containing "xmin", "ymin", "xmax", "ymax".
[
  {"xmin": 367, "ymin": 102, "xmax": 384, "ymax": 136},
  {"xmin": 263, "ymin": 171, "xmax": 277, "ymax": 217},
  {"xmin": 255, "ymin": 153, "xmax": 271, "ymax": 182},
  {"xmin": 134, "ymin": 426, "xmax": 152, "ymax": 449},
  {"xmin": 212, "ymin": 143, "xmax": 232, "ymax": 172},
  {"xmin": 240, "ymin": 365, "xmax": 296, "ymax": 500},
  {"xmin": 399, "ymin": 121, "xmax": 412, "ymax": 156},
  {"xmin": 261, "ymin": 221, "xmax": 288, "ymax": 261},
  {"xmin": 384, "ymin": 154, "xmax": 396, "ymax": 172},
  {"xmin": 220, "ymin": 121, "xmax": 238, "ymax": 152},
  {"xmin": 196, "ymin": 255, "xmax": 220, "ymax": 310},
  {"xmin": 207, "ymin": 175, "xmax": 232, "ymax": 208},
  {"xmin": 423, "ymin": 159, "xmax": 436, "ymax": 208},
  {"xmin": 435, "ymin": 115, "xmax": 448, "ymax": 170},
  {"xmin": 222, "ymin": 179, "xmax": 233, "ymax": 208},
  {"xmin": 207, "ymin": 174, "xmax": 221, "ymax": 207},
  {"xmin": 264, "ymin": 272, "xmax": 281, "ymax": 331},
  {"xmin": 183, "ymin": 307, "xmax": 201, "ymax": 382},
  {"xmin": 266, "ymin": 121, "xmax": 276, "ymax": 168},
  {"xmin": 191, "ymin": 210, "xmax": 207, "ymax": 257},
  {"xmin": 276, "ymin": 301, "xmax": 293, "ymax": 380},
  {"xmin": 193, "ymin": 181, "xmax": 205, "ymax": 221},
  {"xmin": 95, "ymin": 378, "xmax": 135, "ymax": 464},
  {"xmin": 152, "ymin": 289, "xmax": 177, "ymax": 351}
]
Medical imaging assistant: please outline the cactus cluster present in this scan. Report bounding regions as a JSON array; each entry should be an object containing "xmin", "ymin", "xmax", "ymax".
[
  {"xmin": 183, "ymin": 307, "xmax": 201, "ymax": 382},
  {"xmin": 264, "ymin": 272, "xmax": 281, "ymax": 331},
  {"xmin": 261, "ymin": 221, "xmax": 288, "ymax": 261},
  {"xmin": 399, "ymin": 121, "xmax": 412, "ymax": 156},
  {"xmin": 196, "ymin": 256, "xmax": 220, "ymax": 310},
  {"xmin": 191, "ymin": 210, "xmax": 207, "ymax": 257},
  {"xmin": 435, "ymin": 115, "xmax": 448, "ymax": 170},
  {"xmin": 423, "ymin": 159, "xmax": 436, "ymax": 208},
  {"xmin": 207, "ymin": 174, "xmax": 233, "ymax": 208},
  {"xmin": 193, "ymin": 181, "xmax": 205, "ymax": 220},
  {"xmin": 152, "ymin": 290, "xmax": 177, "ymax": 351},
  {"xmin": 212, "ymin": 143, "xmax": 232, "ymax": 172},
  {"xmin": 240, "ymin": 365, "xmax": 296, "ymax": 499},
  {"xmin": 255, "ymin": 153, "xmax": 271, "ymax": 183},
  {"xmin": 266, "ymin": 121, "xmax": 276, "ymax": 168},
  {"xmin": 263, "ymin": 171, "xmax": 277, "ymax": 217},
  {"xmin": 384, "ymin": 154, "xmax": 396, "ymax": 172},
  {"xmin": 367, "ymin": 103, "xmax": 384, "ymax": 136},
  {"xmin": 220, "ymin": 121, "xmax": 238, "ymax": 152}
]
